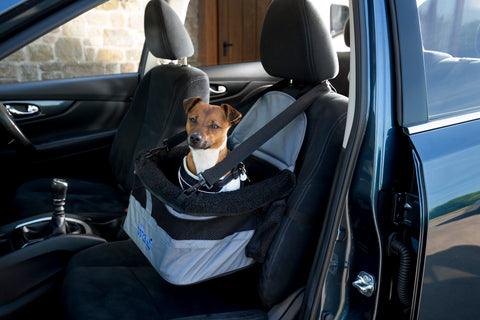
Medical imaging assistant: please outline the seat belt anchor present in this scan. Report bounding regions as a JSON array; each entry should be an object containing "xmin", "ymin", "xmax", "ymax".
[{"xmin": 183, "ymin": 173, "xmax": 212, "ymax": 194}]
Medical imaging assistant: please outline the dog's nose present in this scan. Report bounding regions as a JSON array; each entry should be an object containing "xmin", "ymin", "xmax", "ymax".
[{"xmin": 189, "ymin": 131, "xmax": 203, "ymax": 146}]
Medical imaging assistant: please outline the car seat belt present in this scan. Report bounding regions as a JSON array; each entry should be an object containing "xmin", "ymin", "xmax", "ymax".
[{"xmin": 191, "ymin": 81, "xmax": 332, "ymax": 192}]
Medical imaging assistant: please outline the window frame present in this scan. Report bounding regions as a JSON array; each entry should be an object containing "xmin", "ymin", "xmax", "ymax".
[
  {"xmin": 0, "ymin": 0, "xmax": 104, "ymax": 61},
  {"xmin": 395, "ymin": 0, "xmax": 480, "ymax": 134}
]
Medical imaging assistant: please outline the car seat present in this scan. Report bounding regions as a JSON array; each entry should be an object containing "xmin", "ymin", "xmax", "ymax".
[
  {"xmin": 12, "ymin": 0, "xmax": 209, "ymax": 221},
  {"xmin": 61, "ymin": 0, "xmax": 348, "ymax": 318}
]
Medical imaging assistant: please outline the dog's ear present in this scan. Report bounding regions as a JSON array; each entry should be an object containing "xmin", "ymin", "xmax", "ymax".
[
  {"xmin": 183, "ymin": 97, "xmax": 202, "ymax": 113},
  {"xmin": 222, "ymin": 103, "xmax": 242, "ymax": 125}
]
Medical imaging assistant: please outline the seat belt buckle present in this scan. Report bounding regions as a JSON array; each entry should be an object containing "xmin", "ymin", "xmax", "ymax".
[
  {"xmin": 183, "ymin": 173, "xmax": 213, "ymax": 195},
  {"xmin": 161, "ymin": 138, "xmax": 170, "ymax": 151}
]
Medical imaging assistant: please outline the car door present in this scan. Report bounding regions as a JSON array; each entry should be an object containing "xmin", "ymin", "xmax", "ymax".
[
  {"xmin": 303, "ymin": 0, "xmax": 480, "ymax": 319},
  {"xmin": 0, "ymin": 0, "xmax": 147, "ymax": 211},
  {"xmin": 396, "ymin": 0, "xmax": 480, "ymax": 319}
]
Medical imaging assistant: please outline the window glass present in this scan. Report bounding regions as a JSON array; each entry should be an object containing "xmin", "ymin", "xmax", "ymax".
[
  {"xmin": 418, "ymin": 0, "xmax": 480, "ymax": 119},
  {"xmin": 0, "ymin": 0, "xmax": 148, "ymax": 84},
  {"xmin": 185, "ymin": 0, "xmax": 349, "ymax": 67}
]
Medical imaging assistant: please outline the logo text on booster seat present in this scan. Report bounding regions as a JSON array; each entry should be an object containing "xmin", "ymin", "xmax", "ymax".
[{"xmin": 137, "ymin": 222, "xmax": 153, "ymax": 251}]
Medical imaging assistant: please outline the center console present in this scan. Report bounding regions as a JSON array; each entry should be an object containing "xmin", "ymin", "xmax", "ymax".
[{"xmin": 0, "ymin": 179, "xmax": 124, "ymax": 317}]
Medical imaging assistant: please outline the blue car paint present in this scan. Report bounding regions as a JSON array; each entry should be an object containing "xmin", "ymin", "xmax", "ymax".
[{"xmin": 410, "ymin": 120, "xmax": 480, "ymax": 319}]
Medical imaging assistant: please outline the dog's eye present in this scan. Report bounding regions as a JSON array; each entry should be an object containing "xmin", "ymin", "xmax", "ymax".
[
  {"xmin": 189, "ymin": 117, "xmax": 197, "ymax": 123},
  {"xmin": 210, "ymin": 124, "xmax": 220, "ymax": 129}
]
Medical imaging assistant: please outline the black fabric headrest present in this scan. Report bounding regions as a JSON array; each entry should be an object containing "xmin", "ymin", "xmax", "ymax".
[
  {"xmin": 144, "ymin": 0, "xmax": 194, "ymax": 59},
  {"xmin": 260, "ymin": 0, "xmax": 338, "ymax": 83}
]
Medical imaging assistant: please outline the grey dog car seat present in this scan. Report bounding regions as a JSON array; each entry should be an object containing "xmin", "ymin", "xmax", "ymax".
[{"xmin": 62, "ymin": 0, "xmax": 348, "ymax": 318}]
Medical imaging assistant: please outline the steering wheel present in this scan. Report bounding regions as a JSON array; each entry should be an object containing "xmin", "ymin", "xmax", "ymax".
[{"xmin": 0, "ymin": 103, "xmax": 35, "ymax": 150}]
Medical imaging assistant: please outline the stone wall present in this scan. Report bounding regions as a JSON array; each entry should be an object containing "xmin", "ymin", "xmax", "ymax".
[
  {"xmin": 0, "ymin": 0, "xmax": 149, "ymax": 84},
  {"xmin": 185, "ymin": 0, "xmax": 200, "ymax": 66}
]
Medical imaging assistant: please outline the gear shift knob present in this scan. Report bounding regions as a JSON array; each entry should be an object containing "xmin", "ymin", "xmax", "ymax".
[
  {"xmin": 51, "ymin": 178, "xmax": 68, "ymax": 203},
  {"xmin": 46, "ymin": 178, "xmax": 69, "ymax": 237}
]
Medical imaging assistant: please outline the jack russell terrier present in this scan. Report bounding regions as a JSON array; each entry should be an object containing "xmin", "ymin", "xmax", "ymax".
[{"xmin": 179, "ymin": 96, "xmax": 247, "ymax": 193}]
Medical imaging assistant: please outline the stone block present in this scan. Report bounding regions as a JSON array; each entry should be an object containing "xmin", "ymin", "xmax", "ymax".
[
  {"xmin": 64, "ymin": 63, "xmax": 105, "ymax": 77},
  {"xmin": 62, "ymin": 20, "xmax": 87, "ymax": 37},
  {"xmin": 20, "ymin": 65, "xmax": 40, "ymax": 82},
  {"xmin": 106, "ymin": 63, "xmax": 120, "ymax": 74},
  {"xmin": 99, "ymin": 0, "xmax": 119, "ymax": 11},
  {"xmin": 27, "ymin": 44, "xmax": 54, "ymax": 62},
  {"xmin": 0, "ymin": 65, "xmax": 17, "ymax": 78},
  {"xmin": 42, "ymin": 71, "xmax": 64, "ymax": 80},
  {"xmin": 39, "ymin": 62, "xmax": 64, "ymax": 72},
  {"xmin": 104, "ymin": 29, "xmax": 132, "ymax": 47},
  {"xmin": 55, "ymin": 38, "xmax": 84, "ymax": 62},
  {"xmin": 97, "ymin": 49, "xmax": 124, "ymax": 62},
  {"xmin": 85, "ymin": 48, "xmax": 96, "ymax": 62},
  {"xmin": 126, "ymin": 48, "xmax": 142, "ymax": 61},
  {"xmin": 110, "ymin": 12, "xmax": 126, "ymax": 27},
  {"xmin": 121, "ymin": 62, "xmax": 137, "ymax": 73},
  {"xmin": 4, "ymin": 50, "xmax": 25, "ymax": 62}
]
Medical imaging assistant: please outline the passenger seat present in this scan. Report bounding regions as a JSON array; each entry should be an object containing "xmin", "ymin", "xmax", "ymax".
[{"xmin": 61, "ymin": 0, "xmax": 348, "ymax": 318}]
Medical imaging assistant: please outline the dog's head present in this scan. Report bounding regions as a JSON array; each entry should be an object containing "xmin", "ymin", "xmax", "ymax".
[{"xmin": 183, "ymin": 97, "xmax": 242, "ymax": 150}]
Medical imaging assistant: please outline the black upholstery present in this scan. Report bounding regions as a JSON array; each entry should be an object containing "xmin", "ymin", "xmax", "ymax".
[
  {"xmin": 12, "ymin": 0, "xmax": 209, "ymax": 219},
  {"xmin": 144, "ymin": 0, "xmax": 194, "ymax": 59},
  {"xmin": 260, "ymin": 0, "xmax": 338, "ymax": 83},
  {"xmin": 63, "ymin": 239, "xmax": 265, "ymax": 319},
  {"xmin": 330, "ymin": 18, "xmax": 350, "ymax": 96},
  {"xmin": 62, "ymin": 0, "xmax": 348, "ymax": 318},
  {"xmin": 109, "ymin": 64, "xmax": 209, "ymax": 192},
  {"xmin": 14, "ymin": 178, "xmax": 129, "ymax": 220}
]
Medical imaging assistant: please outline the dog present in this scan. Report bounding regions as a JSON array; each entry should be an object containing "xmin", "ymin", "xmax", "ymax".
[{"xmin": 179, "ymin": 96, "xmax": 246, "ymax": 193}]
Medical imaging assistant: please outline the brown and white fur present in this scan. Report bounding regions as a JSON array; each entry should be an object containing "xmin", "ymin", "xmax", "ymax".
[{"xmin": 182, "ymin": 96, "xmax": 243, "ymax": 192}]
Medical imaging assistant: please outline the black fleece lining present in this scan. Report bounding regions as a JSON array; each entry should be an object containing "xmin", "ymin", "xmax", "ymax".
[
  {"xmin": 129, "ymin": 146, "xmax": 295, "ymax": 241},
  {"xmin": 134, "ymin": 146, "xmax": 296, "ymax": 217}
]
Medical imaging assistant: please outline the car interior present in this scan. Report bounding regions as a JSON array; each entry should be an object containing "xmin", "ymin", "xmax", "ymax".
[{"xmin": 0, "ymin": 0, "xmax": 352, "ymax": 318}]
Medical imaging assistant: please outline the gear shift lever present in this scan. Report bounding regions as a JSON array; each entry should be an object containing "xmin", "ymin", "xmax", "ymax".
[{"xmin": 45, "ymin": 178, "xmax": 70, "ymax": 237}]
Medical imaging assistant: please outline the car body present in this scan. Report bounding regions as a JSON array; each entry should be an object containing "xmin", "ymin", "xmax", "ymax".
[{"xmin": 0, "ymin": 0, "xmax": 479, "ymax": 319}]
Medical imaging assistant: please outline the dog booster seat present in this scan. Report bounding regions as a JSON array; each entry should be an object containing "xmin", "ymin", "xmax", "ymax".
[{"xmin": 123, "ymin": 89, "xmax": 315, "ymax": 285}]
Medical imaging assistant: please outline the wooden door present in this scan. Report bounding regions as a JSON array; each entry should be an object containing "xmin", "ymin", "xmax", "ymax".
[{"xmin": 197, "ymin": 0, "xmax": 272, "ymax": 65}]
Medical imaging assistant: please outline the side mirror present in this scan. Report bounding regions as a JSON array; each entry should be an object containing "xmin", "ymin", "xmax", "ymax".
[{"xmin": 330, "ymin": 4, "xmax": 349, "ymax": 36}]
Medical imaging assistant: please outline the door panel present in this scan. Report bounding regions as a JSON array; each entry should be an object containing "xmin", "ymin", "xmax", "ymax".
[
  {"xmin": 0, "ymin": 73, "xmax": 137, "ymax": 148},
  {"xmin": 0, "ymin": 73, "xmax": 138, "ymax": 208},
  {"xmin": 201, "ymin": 61, "xmax": 279, "ymax": 107},
  {"xmin": 409, "ymin": 120, "xmax": 480, "ymax": 320}
]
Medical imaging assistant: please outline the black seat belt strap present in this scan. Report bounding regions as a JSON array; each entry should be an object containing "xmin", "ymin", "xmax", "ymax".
[{"xmin": 197, "ymin": 82, "xmax": 330, "ymax": 190}]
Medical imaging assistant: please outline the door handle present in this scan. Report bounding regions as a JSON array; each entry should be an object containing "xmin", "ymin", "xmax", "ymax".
[
  {"xmin": 5, "ymin": 104, "xmax": 40, "ymax": 117},
  {"xmin": 209, "ymin": 85, "xmax": 227, "ymax": 94},
  {"xmin": 223, "ymin": 41, "xmax": 233, "ymax": 56}
]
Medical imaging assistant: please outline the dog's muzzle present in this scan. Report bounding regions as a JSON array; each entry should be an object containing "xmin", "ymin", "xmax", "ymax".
[{"xmin": 188, "ymin": 131, "xmax": 210, "ymax": 149}]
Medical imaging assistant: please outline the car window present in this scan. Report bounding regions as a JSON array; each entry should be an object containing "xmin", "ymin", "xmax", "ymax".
[
  {"xmin": 185, "ymin": 0, "xmax": 349, "ymax": 67},
  {"xmin": 0, "ymin": 0, "xmax": 148, "ymax": 84},
  {"xmin": 418, "ymin": 0, "xmax": 480, "ymax": 120}
]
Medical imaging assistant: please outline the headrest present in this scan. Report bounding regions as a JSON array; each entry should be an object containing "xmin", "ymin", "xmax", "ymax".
[
  {"xmin": 144, "ymin": 0, "xmax": 194, "ymax": 60},
  {"xmin": 260, "ymin": 0, "xmax": 338, "ymax": 83}
]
